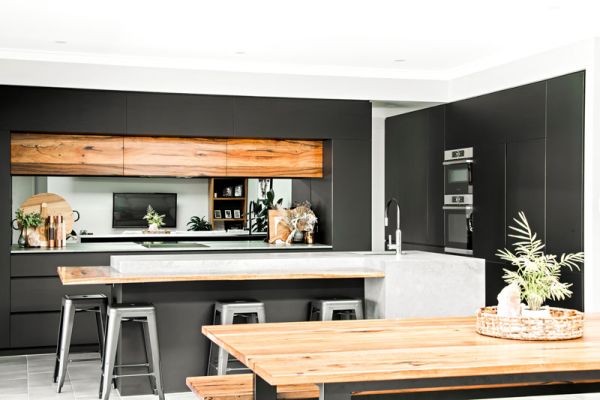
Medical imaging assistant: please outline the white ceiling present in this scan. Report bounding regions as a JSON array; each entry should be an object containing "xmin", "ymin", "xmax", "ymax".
[{"xmin": 1, "ymin": 0, "xmax": 599, "ymax": 80}]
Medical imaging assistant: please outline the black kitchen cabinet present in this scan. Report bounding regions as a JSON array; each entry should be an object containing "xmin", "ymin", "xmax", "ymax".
[
  {"xmin": 126, "ymin": 92, "xmax": 234, "ymax": 137},
  {"xmin": 0, "ymin": 86, "xmax": 126, "ymax": 133},
  {"xmin": 485, "ymin": 260, "xmax": 507, "ymax": 306},
  {"xmin": 385, "ymin": 105, "xmax": 444, "ymax": 248},
  {"xmin": 472, "ymin": 142, "xmax": 506, "ymax": 260},
  {"xmin": 506, "ymin": 139, "xmax": 546, "ymax": 247},
  {"xmin": 0, "ymin": 132, "xmax": 9, "ymax": 348},
  {"xmin": 546, "ymin": 72, "xmax": 585, "ymax": 255},
  {"xmin": 233, "ymin": 97, "xmax": 371, "ymax": 140},
  {"xmin": 11, "ymin": 312, "xmax": 101, "ymax": 348},
  {"xmin": 445, "ymin": 81, "xmax": 546, "ymax": 148}
]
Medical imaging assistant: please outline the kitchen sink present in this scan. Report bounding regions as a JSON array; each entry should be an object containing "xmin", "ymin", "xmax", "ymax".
[{"xmin": 139, "ymin": 242, "xmax": 209, "ymax": 249}]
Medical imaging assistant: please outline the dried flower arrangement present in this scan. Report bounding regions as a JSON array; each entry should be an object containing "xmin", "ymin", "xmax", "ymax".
[{"xmin": 277, "ymin": 201, "xmax": 318, "ymax": 244}]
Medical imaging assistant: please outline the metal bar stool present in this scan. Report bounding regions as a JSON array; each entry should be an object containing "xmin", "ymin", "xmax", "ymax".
[
  {"xmin": 99, "ymin": 303, "xmax": 164, "ymax": 400},
  {"xmin": 207, "ymin": 300, "xmax": 266, "ymax": 376},
  {"xmin": 309, "ymin": 298, "xmax": 364, "ymax": 321},
  {"xmin": 53, "ymin": 294, "xmax": 108, "ymax": 393}
]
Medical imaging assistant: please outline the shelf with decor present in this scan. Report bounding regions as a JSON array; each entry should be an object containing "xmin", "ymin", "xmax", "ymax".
[{"xmin": 209, "ymin": 178, "xmax": 248, "ymax": 231}]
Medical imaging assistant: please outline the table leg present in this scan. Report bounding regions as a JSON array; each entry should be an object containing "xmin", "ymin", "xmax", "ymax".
[
  {"xmin": 318, "ymin": 383, "xmax": 351, "ymax": 400},
  {"xmin": 254, "ymin": 374, "xmax": 277, "ymax": 400}
]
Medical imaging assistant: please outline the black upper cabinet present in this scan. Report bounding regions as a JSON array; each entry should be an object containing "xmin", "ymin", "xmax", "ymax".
[
  {"xmin": 472, "ymin": 142, "xmax": 505, "ymax": 261},
  {"xmin": 546, "ymin": 72, "xmax": 585, "ymax": 255},
  {"xmin": 233, "ymin": 97, "xmax": 371, "ymax": 140},
  {"xmin": 126, "ymin": 92, "xmax": 234, "ymax": 136},
  {"xmin": 385, "ymin": 105, "xmax": 444, "ymax": 247},
  {"xmin": 445, "ymin": 81, "xmax": 546, "ymax": 148},
  {"xmin": 506, "ymin": 139, "xmax": 546, "ymax": 246},
  {"xmin": 0, "ymin": 86, "xmax": 126, "ymax": 133}
]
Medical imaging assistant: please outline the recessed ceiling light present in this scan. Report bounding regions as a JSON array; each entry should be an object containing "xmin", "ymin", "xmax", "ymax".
[
  {"xmin": 235, "ymin": 51, "xmax": 246, "ymax": 55},
  {"xmin": 54, "ymin": 40, "xmax": 67, "ymax": 44},
  {"xmin": 393, "ymin": 59, "xmax": 406, "ymax": 63}
]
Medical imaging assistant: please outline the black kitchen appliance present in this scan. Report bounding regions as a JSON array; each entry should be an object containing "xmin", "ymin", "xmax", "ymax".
[{"xmin": 112, "ymin": 193, "xmax": 177, "ymax": 228}]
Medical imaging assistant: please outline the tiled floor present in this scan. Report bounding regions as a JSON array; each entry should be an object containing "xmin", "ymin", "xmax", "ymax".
[{"xmin": 1, "ymin": 353, "xmax": 600, "ymax": 400}]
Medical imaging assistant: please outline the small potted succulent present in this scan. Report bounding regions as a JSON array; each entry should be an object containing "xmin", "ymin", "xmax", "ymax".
[
  {"xmin": 496, "ymin": 212, "xmax": 584, "ymax": 317},
  {"xmin": 143, "ymin": 205, "xmax": 165, "ymax": 231},
  {"xmin": 14, "ymin": 208, "xmax": 43, "ymax": 247}
]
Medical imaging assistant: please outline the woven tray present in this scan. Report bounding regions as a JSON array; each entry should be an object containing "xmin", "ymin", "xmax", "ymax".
[{"xmin": 476, "ymin": 306, "xmax": 584, "ymax": 341}]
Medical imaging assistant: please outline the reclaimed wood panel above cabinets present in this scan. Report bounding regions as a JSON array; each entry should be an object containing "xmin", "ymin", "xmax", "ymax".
[
  {"xmin": 10, "ymin": 133, "xmax": 324, "ymax": 178},
  {"xmin": 11, "ymin": 133, "xmax": 124, "ymax": 176},
  {"xmin": 226, "ymin": 139, "xmax": 323, "ymax": 178},
  {"xmin": 123, "ymin": 136, "xmax": 227, "ymax": 177}
]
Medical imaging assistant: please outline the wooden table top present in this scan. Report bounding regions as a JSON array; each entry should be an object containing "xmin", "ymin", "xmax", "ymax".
[
  {"xmin": 202, "ymin": 315, "xmax": 600, "ymax": 386},
  {"xmin": 57, "ymin": 266, "xmax": 384, "ymax": 285}
]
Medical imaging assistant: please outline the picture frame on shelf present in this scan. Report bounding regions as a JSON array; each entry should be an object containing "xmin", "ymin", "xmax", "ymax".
[
  {"xmin": 233, "ymin": 209, "xmax": 241, "ymax": 219},
  {"xmin": 222, "ymin": 187, "xmax": 233, "ymax": 197},
  {"xmin": 234, "ymin": 184, "xmax": 244, "ymax": 197},
  {"xmin": 214, "ymin": 210, "xmax": 222, "ymax": 219},
  {"xmin": 224, "ymin": 210, "xmax": 232, "ymax": 219}
]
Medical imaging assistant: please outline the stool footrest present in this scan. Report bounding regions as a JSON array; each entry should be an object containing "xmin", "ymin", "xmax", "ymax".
[
  {"xmin": 115, "ymin": 363, "xmax": 150, "ymax": 368},
  {"xmin": 113, "ymin": 372, "xmax": 156, "ymax": 379}
]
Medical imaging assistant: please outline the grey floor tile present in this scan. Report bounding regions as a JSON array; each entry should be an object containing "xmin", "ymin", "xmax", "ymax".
[
  {"xmin": 28, "ymin": 353, "xmax": 57, "ymax": 374},
  {"xmin": 0, "ymin": 355, "xmax": 27, "ymax": 380},
  {"xmin": 0, "ymin": 395, "xmax": 28, "ymax": 400},
  {"xmin": 0, "ymin": 376, "xmax": 27, "ymax": 396},
  {"xmin": 70, "ymin": 376, "xmax": 117, "ymax": 399},
  {"xmin": 66, "ymin": 360, "xmax": 102, "ymax": 381}
]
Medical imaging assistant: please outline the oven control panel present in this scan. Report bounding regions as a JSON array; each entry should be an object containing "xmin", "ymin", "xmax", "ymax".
[
  {"xmin": 444, "ymin": 194, "xmax": 473, "ymax": 205},
  {"xmin": 444, "ymin": 147, "xmax": 474, "ymax": 161}
]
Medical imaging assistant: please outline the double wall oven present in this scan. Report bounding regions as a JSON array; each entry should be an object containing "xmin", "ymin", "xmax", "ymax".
[{"xmin": 443, "ymin": 147, "xmax": 474, "ymax": 255}]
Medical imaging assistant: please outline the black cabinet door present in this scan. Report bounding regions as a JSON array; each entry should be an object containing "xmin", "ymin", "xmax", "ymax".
[
  {"xmin": 0, "ymin": 86, "xmax": 126, "ymax": 133},
  {"xmin": 385, "ymin": 106, "xmax": 444, "ymax": 247},
  {"xmin": 126, "ymin": 92, "xmax": 234, "ymax": 137},
  {"xmin": 472, "ymin": 142, "xmax": 506, "ymax": 261},
  {"xmin": 385, "ymin": 113, "xmax": 428, "ymax": 245},
  {"xmin": 445, "ymin": 81, "xmax": 546, "ymax": 148},
  {"xmin": 485, "ymin": 260, "xmax": 508, "ymax": 306},
  {"xmin": 546, "ymin": 72, "xmax": 585, "ymax": 255},
  {"xmin": 0, "ymin": 132, "xmax": 9, "ymax": 348},
  {"xmin": 233, "ymin": 97, "xmax": 371, "ymax": 140},
  {"xmin": 506, "ymin": 139, "xmax": 546, "ymax": 247}
]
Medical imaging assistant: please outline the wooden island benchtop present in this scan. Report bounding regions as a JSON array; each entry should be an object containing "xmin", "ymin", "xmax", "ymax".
[{"xmin": 57, "ymin": 265, "xmax": 385, "ymax": 285}]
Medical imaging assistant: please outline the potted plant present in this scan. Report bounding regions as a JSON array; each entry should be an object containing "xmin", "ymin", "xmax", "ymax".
[
  {"xmin": 496, "ymin": 211, "xmax": 584, "ymax": 317},
  {"xmin": 15, "ymin": 208, "xmax": 43, "ymax": 247},
  {"xmin": 187, "ymin": 216, "xmax": 211, "ymax": 231},
  {"xmin": 250, "ymin": 189, "xmax": 283, "ymax": 234},
  {"xmin": 143, "ymin": 205, "xmax": 165, "ymax": 231}
]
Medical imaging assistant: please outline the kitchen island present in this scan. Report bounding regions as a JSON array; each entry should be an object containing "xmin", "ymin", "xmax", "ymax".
[{"xmin": 58, "ymin": 251, "xmax": 485, "ymax": 396}]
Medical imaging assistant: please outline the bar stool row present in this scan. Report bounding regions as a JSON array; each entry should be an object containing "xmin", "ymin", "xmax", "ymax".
[{"xmin": 53, "ymin": 295, "xmax": 363, "ymax": 399}]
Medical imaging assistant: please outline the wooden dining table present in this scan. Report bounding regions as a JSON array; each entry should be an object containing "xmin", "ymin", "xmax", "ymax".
[{"xmin": 202, "ymin": 314, "xmax": 600, "ymax": 400}]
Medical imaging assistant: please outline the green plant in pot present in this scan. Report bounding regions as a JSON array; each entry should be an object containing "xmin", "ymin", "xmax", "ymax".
[
  {"xmin": 496, "ymin": 211, "xmax": 584, "ymax": 317},
  {"xmin": 187, "ymin": 216, "xmax": 211, "ymax": 231},
  {"xmin": 15, "ymin": 208, "xmax": 43, "ymax": 247},
  {"xmin": 250, "ymin": 189, "xmax": 283, "ymax": 233},
  {"xmin": 143, "ymin": 205, "xmax": 165, "ymax": 231}
]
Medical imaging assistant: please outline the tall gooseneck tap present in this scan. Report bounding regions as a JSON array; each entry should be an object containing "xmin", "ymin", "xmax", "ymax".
[{"xmin": 385, "ymin": 198, "xmax": 402, "ymax": 255}]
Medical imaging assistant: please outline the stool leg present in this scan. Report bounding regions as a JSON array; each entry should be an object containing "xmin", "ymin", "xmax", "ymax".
[
  {"xmin": 95, "ymin": 303, "xmax": 107, "ymax": 362},
  {"xmin": 53, "ymin": 302, "xmax": 65, "ymax": 383},
  {"xmin": 354, "ymin": 305, "xmax": 364, "ymax": 320},
  {"xmin": 256, "ymin": 307, "xmax": 266, "ymax": 324},
  {"xmin": 141, "ymin": 320, "xmax": 157, "ymax": 394},
  {"xmin": 321, "ymin": 304, "xmax": 333, "ymax": 321},
  {"xmin": 56, "ymin": 299, "xmax": 76, "ymax": 393},
  {"xmin": 207, "ymin": 308, "xmax": 220, "ymax": 375},
  {"xmin": 100, "ymin": 311, "xmax": 121, "ymax": 400},
  {"xmin": 216, "ymin": 311, "xmax": 234, "ymax": 375},
  {"xmin": 146, "ymin": 312, "xmax": 165, "ymax": 400}
]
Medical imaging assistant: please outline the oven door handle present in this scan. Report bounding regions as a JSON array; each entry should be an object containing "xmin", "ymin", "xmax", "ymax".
[
  {"xmin": 443, "ymin": 205, "xmax": 474, "ymax": 210},
  {"xmin": 443, "ymin": 159, "xmax": 474, "ymax": 166}
]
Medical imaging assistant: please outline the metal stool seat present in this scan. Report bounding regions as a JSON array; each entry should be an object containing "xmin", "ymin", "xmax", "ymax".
[
  {"xmin": 53, "ymin": 294, "xmax": 108, "ymax": 393},
  {"xmin": 309, "ymin": 298, "xmax": 364, "ymax": 321},
  {"xmin": 99, "ymin": 303, "xmax": 164, "ymax": 400},
  {"xmin": 207, "ymin": 300, "xmax": 266, "ymax": 376}
]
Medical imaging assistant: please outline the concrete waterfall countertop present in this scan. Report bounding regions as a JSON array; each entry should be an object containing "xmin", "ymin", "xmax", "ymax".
[
  {"xmin": 57, "ymin": 250, "xmax": 485, "ymax": 318},
  {"xmin": 10, "ymin": 240, "xmax": 332, "ymax": 254}
]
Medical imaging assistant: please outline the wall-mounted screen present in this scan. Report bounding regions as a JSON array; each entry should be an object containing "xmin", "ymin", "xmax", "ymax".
[{"xmin": 112, "ymin": 193, "xmax": 177, "ymax": 228}]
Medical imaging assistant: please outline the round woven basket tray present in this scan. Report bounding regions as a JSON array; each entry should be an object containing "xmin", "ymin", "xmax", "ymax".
[{"xmin": 476, "ymin": 306, "xmax": 584, "ymax": 341}]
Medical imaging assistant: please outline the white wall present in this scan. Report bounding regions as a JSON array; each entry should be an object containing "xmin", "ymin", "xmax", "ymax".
[{"xmin": 46, "ymin": 176, "xmax": 210, "ymax": 234}]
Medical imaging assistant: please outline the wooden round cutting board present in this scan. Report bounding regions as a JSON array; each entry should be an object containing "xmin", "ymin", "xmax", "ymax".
[{"xmin": 19, "ymin": 192, "xmax": 74, "ymax": 234}]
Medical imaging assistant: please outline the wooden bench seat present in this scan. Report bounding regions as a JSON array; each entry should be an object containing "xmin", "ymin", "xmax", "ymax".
[{"xmin": 186, "ymin": 374, "xmax": 600, "ymax": 400}]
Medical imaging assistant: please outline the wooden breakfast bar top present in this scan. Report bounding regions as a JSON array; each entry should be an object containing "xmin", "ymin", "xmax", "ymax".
[
  {"xmin": 57, "ymin": 265, "xmax": 385, "ymax": 285},
  {"xmin": 203, "ymin": 315, "xmax": 600, "ymax": 399}
]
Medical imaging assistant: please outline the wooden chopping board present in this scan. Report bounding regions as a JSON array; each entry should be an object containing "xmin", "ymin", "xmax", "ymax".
[{"xmin": 19, "ymin": 193, "xmax": 74, "ymax": 245}]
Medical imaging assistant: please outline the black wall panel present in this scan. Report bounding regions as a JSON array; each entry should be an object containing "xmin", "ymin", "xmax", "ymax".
[
  {"xmin": 0, "ymin": 132, "xmax": 10, "ymax": 347},
  {"xmin": 0, "ymin": 86, "xmax": 126, "ymax": 133},
  {"xmin": 233, "ymin": 97, "xmax": 371, "ymax": 140},
  {"xmin": 472, "ymin": 143, "xmax": 506, "ymax": 261},
  {"xmin": 445, "ymin": 81, "xmax": 546, "ymax": 148},
  {"xmin": 546, "ymin": 72, "xmax": 585, "ymax": 255},
  {"xmin": 126, "ymin": 92, "xmax": 234, "ymax": 136}
]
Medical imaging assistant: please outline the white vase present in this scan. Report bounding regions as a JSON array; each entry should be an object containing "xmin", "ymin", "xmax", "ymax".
[
  {"xmin": 148, "ymin": 224, "xmax": 159, "ymax": 231},
  {"xmin": 522, "ymin": 306, "xmax": 551, "ymax": 318}
]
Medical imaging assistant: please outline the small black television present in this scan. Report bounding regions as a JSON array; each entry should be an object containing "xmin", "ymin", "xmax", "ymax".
[{"xmin": 112, "ymin": 193, "xmax": 177, "ymax": 228}]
